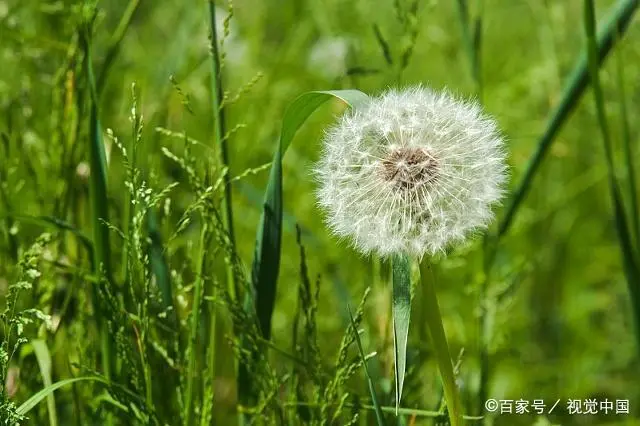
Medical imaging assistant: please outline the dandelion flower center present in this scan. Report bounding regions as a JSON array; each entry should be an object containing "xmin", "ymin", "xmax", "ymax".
[{"xmin": 381, "ymin": 147, "xmax": 438, "ymax": 192}]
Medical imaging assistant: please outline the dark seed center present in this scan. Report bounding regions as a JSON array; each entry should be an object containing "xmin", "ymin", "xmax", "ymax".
[{"xmin": 381, "ymin": 147, "xmax": 438, "ymax": 191}]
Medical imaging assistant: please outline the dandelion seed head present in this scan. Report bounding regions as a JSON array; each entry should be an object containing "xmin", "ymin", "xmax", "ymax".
[{"xmin": 315, "ymin": 86, "xmax": 508, "ymax": 257}]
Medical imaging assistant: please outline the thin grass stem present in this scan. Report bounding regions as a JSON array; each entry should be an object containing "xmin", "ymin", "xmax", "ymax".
[{"xmin": 184, "ymin": 223, "xmax": 210, "ymax": 426}]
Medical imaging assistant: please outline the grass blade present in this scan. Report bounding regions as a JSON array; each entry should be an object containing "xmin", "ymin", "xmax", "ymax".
[
  {"xmin": 583, "ymin": 0, "xmax": 640, "ymax": 345},
  {"xmin": 456, "ymin": 0, "xmax": 483, "ymax": 96},
  {"xmin": 497, "ymin": 0, "xmax": 639, "ymax": 239},
  {"xmin": 250, "ymin": 90, "xmax": 368, "ymax": 341},
  {"xmin": 17, "ymin": 377, "xmax": 108, "ymax": 416},
  {"xmin": 184, "ymin": 223, "xmax": 210, "ymax": 426},
  {"xmin": 614, "ymin": 29, "xmax": 639, "ymax": 247},
  {"xmin": 418, "ymin": 259, "xmax": 463, "ymax": 426},
  {"xmin": 391, "ymin": 253, "xmax": 411, "ymax": 414},
  {"xmin": 80, "ymin": 17, "xmax": 115, "ymax": 391},
  {"xmin": 81, "ymin": 25, "xmax": 112, "ymax": 281},
  {"xmin": 0, "ymin": 214, "xmax": 94, "ymax": 264},
  {"xmin": 147, "ymin": 208, "xmax": 173, "ymax": 311},
  {"xmin": 242, "ymin": 89, "xmax": 368, "ymax": 419},
  {"xmin": 31, "ymin": 340, "xmax": 57, "ymax": 426},
  {"xmin": 347, "ymin": 305, "xmax": 385, "ymax": 425}
]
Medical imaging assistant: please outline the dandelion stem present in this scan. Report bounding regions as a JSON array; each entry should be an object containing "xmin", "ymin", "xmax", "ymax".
[{"xmin": 418, "ymin": 258, "xmax": 463, "ymax": 426}]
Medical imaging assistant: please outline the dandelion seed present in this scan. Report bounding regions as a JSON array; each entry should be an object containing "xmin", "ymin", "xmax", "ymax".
[{"xmin": 315, "ymin": 86, "xmax": 508, "ymax": 257}]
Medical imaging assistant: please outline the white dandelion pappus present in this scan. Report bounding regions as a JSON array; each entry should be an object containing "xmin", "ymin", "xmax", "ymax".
[{"xmin": 315, "ymin": 86, "xmax": 508, "ymax": 257}]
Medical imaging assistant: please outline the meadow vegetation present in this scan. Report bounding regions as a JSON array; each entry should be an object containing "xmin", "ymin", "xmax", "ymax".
[{"xmin": 1, "ymin": 0, "xmax": 639, "ymax": 425}]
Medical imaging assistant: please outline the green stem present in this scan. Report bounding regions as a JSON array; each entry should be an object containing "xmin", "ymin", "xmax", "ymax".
[
  {"xmin": 207, "ymin": 1, "xmax": 237, "ymax": 295},
  {"xmin": 614, "ymin": 30, "xmax": 639, "ymax": 248},
  {"xmin": 418, "ymin": 259, "xmax": 463, "ymax": 426},
  {"xmin": 455, "ymin": 0, "xmax": 484, "ymax": 99},
  {"xmin": 206, "ymin": 4, "xmax": 242, "ymax": 424},
  {"xmin": 81, "ymin": 22, "xmax": 114, "ymax": 426},
  {"xmin": 184, "ymin": 223, "xmax": 209, "ymax": 426},
  {"xmin": 201, "ymin": 302, "xmax": 217, "ymax": 426},
  {"xmin": 96, "ymin": 0, "xmax": 142, "ymax": 94}
]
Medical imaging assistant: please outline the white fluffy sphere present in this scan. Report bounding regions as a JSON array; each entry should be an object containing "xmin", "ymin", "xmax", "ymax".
[{"xmin": 315, "ymin": 86, "xmax": 508, "ymax": 257}]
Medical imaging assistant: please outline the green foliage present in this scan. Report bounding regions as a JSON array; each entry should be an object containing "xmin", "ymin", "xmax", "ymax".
[
  {"xmin": 1, "ymin": 234, "xmax": 52, "ymax": 424},
  {"xmin": 1, "ymin": 0, "xmax": 640, "ymax": 425}
]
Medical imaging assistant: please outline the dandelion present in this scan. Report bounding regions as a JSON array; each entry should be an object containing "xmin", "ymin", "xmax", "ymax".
[{"xmin": 315, "ymin": 86, "xmax": 507, "ymax": 257}]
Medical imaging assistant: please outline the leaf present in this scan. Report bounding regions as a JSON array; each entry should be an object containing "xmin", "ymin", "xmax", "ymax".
[
  {"xmin": 392, "ymin": 253, "xmax": 411, "ymax": 414},
  {"xmin": 243, "ymin": 89, "xmax": 369, "ymax": 415},
  {"xmin": 0, "ymin": 214, "xmax": 94, "ymax": 265},
  {"xmin": 31, "ymin": 340, "xmax": 57, "ymax": 426},
  {"xmin": 81, "ymin": 24, "xmax": 112, "ymax": 281},
  {"xmin": 147, "ymin": 208, "xmax": 173, "ymax": 311},
  {"xmin": 17, "ymin": 377, "xmax": 107, "ymax": 416},
  {"xmin": 250, "ymin": 90, "xmax": 369, "ymax": 341},
  {"xmin": 347, "ymin": 305, "xmax": 385, "ymax": 425},
  {"xmin": 81, "ymin": 19, "xmax": 116, "ymax": 389}
]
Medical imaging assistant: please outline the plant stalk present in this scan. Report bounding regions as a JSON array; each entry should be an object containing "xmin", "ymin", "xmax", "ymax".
[
  {"xmin": 184, "ymin": 223, "xmax": 210, "ymax": 426},
  {"xmin": 418, "ymin": 259, "xmax": 463, "ymax": 426}
]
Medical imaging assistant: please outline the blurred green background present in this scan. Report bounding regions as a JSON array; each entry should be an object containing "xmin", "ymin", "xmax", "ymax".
[{"xmin": 1, "ymin": 0, "xmax": 640, "ymax": 424}]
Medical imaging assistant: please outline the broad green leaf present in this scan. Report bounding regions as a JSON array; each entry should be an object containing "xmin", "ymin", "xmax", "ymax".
[
  {"xmin": 419, "ymin": 260, "xmax": 463, "ymax": 426},
  {"xmin": 82, "ymin": 25, "xmax": 112, "ymax": 282},
  {"xmin": 243, "ymin": 89, "xmax": 369, "ymax": 415},
  {"xmin": 17, "ymin": 377, "xmax": 107, "ymax": 416},
  {"xmin": 250, "ymin": 89, "xmax": 369, "ymax": 341},
  {"xmin": 392, "ymin": 253, "xmax": 411, "ymax": 413},
  {"xmin": 81, "ymin": 15, "xmax": 115, "ymax": 392}
]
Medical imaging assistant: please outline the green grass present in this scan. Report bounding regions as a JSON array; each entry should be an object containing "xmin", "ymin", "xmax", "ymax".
[{"xmin": 1, "ymin": 0, "xmax": 640, "ymax": 425}]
